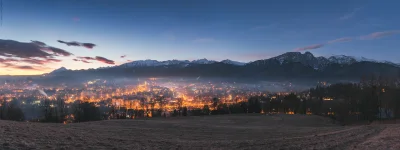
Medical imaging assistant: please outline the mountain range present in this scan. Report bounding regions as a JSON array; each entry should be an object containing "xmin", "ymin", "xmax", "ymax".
[{"xmin": 48, "ymin": 52, "xmax": 400, "ymax": 80}]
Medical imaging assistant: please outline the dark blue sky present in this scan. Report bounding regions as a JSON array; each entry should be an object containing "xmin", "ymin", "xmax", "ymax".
[{"xmin": 1, "ymin": 0, "xmax": 400, "ymax": 74}]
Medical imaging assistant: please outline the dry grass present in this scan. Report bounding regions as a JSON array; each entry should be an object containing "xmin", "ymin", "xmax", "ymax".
[{"xmin": 0, "ymin": 114, "xmax": 397, "ymax": 150}]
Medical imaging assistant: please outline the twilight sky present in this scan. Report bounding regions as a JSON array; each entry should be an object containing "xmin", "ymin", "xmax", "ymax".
[{"xmin": 0, "ymin": 0, "xmax": 400, "ymax": 75}]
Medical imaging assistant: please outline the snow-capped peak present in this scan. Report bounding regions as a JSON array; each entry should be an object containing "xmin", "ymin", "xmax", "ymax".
[
  {"xmin": 123, "ymin": 59, "xmax": 161, "ymax": 67},
  {"xmin": 327, "ymin": 55, "xmax": 357, "ymax": 65},
  {"xmin": 49, "ymin": 67, "xmax": 68, "ymax": 74},
  {"xmin": 119, "ymin": 58, "xmax": 248, "ymax": 67},
  {"xmin": 353, "ymin": 57, "xmax": 400, "ymax": 67},
  {"xmin": 191, "ymin": 58, "xmax": 216, "ymax": 64},
  {"xmin": 271, "ymin": 52, "xmax": 304, "ymax": 64},
  {"xmin": 327, "ymin": 55, "xmax": 398, "ymax": 66},
  {"xmin": 116, "ymin": 52, "xmax": 399, "ymax": 69},
  {"xmin": 220, "ymin": 59, "xmax": 246, "ymax": 66},
  {"xmin": 304, "ymin": 51, "xmax": 314, "ymax": 59},
  {"xmin": 162, "ymin": 59, "xmax": 190, "ymax": 65}
]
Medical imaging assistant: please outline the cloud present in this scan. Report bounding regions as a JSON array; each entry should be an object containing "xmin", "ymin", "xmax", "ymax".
[
  {"xmin": 82, "ymin": 43, "xmax": 96, "ymax": 49},
  {"xmin": 12, "ymin": 65, "xmax": 38, "ymax": 70},
  {"xmin": 294, "ymin": 44, "xmax": 325, "ymax": 52},
  {"xmin": 0, "ymin": 53, "xmax": 14, "ymax": 57},
  {"xmin": 0, "ymin": 39, "xmax": 72, "ymax": 72},
  {"xmin": 0, "ymin": 62, "xmax": 46, "ymax": 71},
  {"xmin": 0, "ymin": 57, "xmax": 18, "ymax": 63},
  {"xmin": 292, "ymin": 30, "xmax": 400, "ymax": 52},
  {"xmin": 74, "ymin": 57, "xmax": 94, "ymax": 63},
  {"xmin": 193, "ymin": 38, "xmax": 216, "ymax": 43},
  {"xmin": 293, "ymin": 30, "xmax": 400, "ymax": 52},
  {"xmin": 327, "ymin": 37, "xmax": 353, "ymax": 44},
  {"xmin": 360, "ymin": 30, "xmax": 400, "ymax": 40},
  {"xmin": 0, "ymin": 57, "xmax": 61, "ymax": 69},
  {"xmin": 0, "ymin": 57, "xmax": 62, "ymax": 66},
  {"xmin": 57, "ymin": 40, "xmax": 80, "ymax": 46},
  {"xmin": 340, "ymin": 7, "xmax": 362, "ymax": 20},
  {"xmin": 81, "ymin": 60, "xmax": 91, "ymax": 63},
  {"xmin": 95, "ymin": 56, "xmax": 115, "ymax": 64},
  {"xmin": 46, "ymin": 58, "xmax": 62, "ymax": 62},
  {"xmin": 76, "ymin": 56, "xmax": 114, "ymax": 64},
  {"xmin": 20, "ymin": 59, "xmax": 47, "ymax": 65},
  {"xmin": 120, "ymin": 55, "xmax": 126, "ymax": 58},
  {"xmin": 0, "ymin": 39, "xmax": 53, "ymax": 58},
  {"xmin": 31, "ymin": 40, "xmax": 73, "ymax": 56},
  {"xmin": 77, "ymin": 56, "xmax": 96, "ymax": 60},
  {"xmin": 18, "ymin": 58, "xmax": 62, "ymax": 65},
  {"xmin": 41, "ymin": 47, "xmax": 73, "ymax": 56},
  {"xmin": 294, "ymin": 36, "xmax": 353, "ymax": 52},
  {"xmin": 31, "ymin": 40, "xmax": 47, "ymax": 46},
  {"xmin": 73, "ymin": 58, "xmax": 91, "ymax": 63},
  {"xmin": 0, "ymin": 39, "xmax": 70, "ymax": 72},
  {"xmin": 57, "ymin": 40, "xmax": 96, "ymax": 49}
]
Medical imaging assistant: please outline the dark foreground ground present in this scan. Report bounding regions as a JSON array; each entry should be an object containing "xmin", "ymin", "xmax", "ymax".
[{"xmin": 0, "ymin": 114, "xmax": 399, "ymax": 150}]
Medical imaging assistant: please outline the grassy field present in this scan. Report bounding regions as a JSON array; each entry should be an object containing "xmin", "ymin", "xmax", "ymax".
[{"xmin": 0, "ymin": 114, "xmax": 398, "ymax": 150}]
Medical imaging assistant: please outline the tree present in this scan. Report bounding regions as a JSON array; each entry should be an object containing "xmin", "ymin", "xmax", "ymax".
[
  {"xmin": 217, "ymin": 103, "xmax": 230, "ymax": 114},
  {"xmin": 140, "ymin": 97, "xmax": 146, "ymax": 110},
  {"xmin": 43, "ymin": 99, "xmax": 55, "ymax": 122},
  {"xmin": 191, "ymin": 108, "xmax": 203, "ymax": 116},
  {"xmin": 202, "ymin": 105, "xmax": 210, "ymax": 115},
  {"xmin": 283, "ymin": 93, "xmax": 301, "ymax": 114},
  {"xmin": 240, "ymin": 102, "xmax": 248, "ymax": 113},
  {"xmin": 261, "ymin": 96, "xmax": 270, "ymax": 113},
  {"xmin": 73, "ymin": 102, "xmax": 102, "ymax": 122},
  {"xmin": 394, "ymin": 88, "xmax": 400, "ymax": 119},
  {"xmin": 212, "ymin": 97, "xmax": 219, "ymax": 110},
  {"xmin": 55, "ymin": 97, "xmax": 67, "ymax": 123},
  {"xmin": 247, "ymin": 97, "xmax": 262, "ymax": 113},
  {"xmin": 0, "ymin": 101, "xmax": 24, "ymax": 121},
  {"xmin": 149, "ymin": 99, "xmax": 155, "ymax": 117},
  {"xmin": 360, "ymin": 86, "xmax": 379, "ymax": 123},
  {"xmin": 8, "ymin": 105, "xmax": 25, "ymax": 121},
  {"xmin": 177, "ymin": 98, "xmax": 183, "ymax": 116},
  {"xmin": 182, "ymin": 107, "xmax": 188, "ymax": 116},
  {"xmin": 172, "ymin": 109, "xmax": 178, "ymax": 117},
  {"xmin": 300, "ymin": 98, "xmax": 307, "ymax": 114},
  {"xmin": 334, "ymin": 100, "xmax": 350, "ymax": 124}
]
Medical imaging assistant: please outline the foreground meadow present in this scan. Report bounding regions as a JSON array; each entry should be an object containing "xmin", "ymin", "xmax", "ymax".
[{"xmin": 0, "ymin": 114, "xmax": 398, "ymax": 150}]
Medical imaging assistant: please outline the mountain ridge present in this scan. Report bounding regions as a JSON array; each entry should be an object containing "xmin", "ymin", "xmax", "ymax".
[
  {"xmin": 47, "ymin": 51, "xmax": 400, "ymax": 79},
  {"xmin": 117, "ymin": 52, "xmax": 399, "ymax": 69}
]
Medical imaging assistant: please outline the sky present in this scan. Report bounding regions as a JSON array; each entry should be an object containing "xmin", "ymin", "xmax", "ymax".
[{"xmin": 0, "ymin": 0, "xmax": 400, "ymax": 75}]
